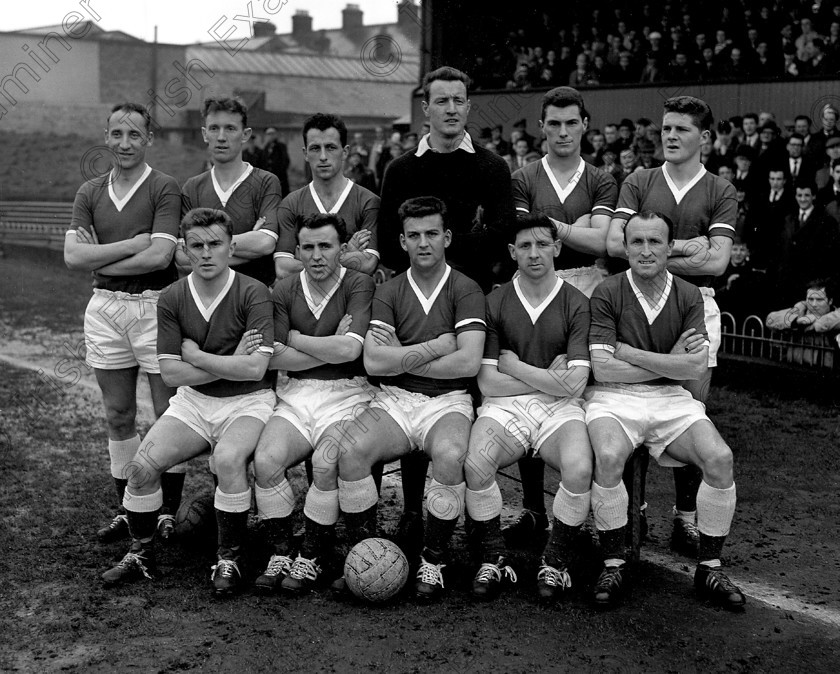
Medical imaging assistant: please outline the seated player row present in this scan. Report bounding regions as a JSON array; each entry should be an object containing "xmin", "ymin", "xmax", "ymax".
[{"xmin": 102, "ymin": 198, "xmax": 745, "ymax": 612}]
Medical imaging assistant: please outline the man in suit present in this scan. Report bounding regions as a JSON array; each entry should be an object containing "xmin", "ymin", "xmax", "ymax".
[
  {"xmin": 746, "ymin": 168, "xmax": 795, "ymax": 271},
  {"xmin": 785, "ymin": 134, "xmax": 818, "ymax": 187},
  {"xmin": 772, "ymin": 183, "xmax": 840, "ymax": 305},
  {"xmin": 508, "ymin": 137, "xmax": 532, "ymax": 172}
]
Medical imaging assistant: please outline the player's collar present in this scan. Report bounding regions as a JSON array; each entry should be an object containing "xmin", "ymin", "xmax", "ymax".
[
  {"xmin": 661, "ymin": 163, "xmax": 706, "ymax": 205},
  {"xmin": 211, "ymin": 162, "xmax": 254, "ymax": 207},
  {"xmin": 308, "ymin": 178, "xmax": 354, "ymax": 215},
  {"xmin": 541, "ymin": 156, "xmax": 585, "ymax": 204},
  {"xmin": 108, "ymin": 163, "xmax": 152, "ymax": 213},
  {"xmin": 407, "ymin": 264, "xmax": 451, "ymax": 314},
  {"xmin": 625, "ymin": 268, "xmax": 673, "ymax": 324},
  {"xmin": 415, "ymin": 132, "xmax": 475, "ymax": 156},
  {"xmin": 300, "ymin": 266, "xmax": 346, "ymax": 320},
  {"xmin": 513, "ymin": 274, "xmax": 564, "ymax": 325},
  {"xmin": 187, "ymin": 268, "xmax": 235, "ymax": 322}
]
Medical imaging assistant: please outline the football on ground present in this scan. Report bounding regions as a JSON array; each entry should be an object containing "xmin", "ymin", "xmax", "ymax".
[
  {"xmin": 344, "ymin": 538, "xmax": 410, "ymax": 603},
  {"xmin": 175, "ymin": 491, "xmax": 216, "ymax": 542}
]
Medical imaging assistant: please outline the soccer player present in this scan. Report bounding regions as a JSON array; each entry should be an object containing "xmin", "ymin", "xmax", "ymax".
[
  {"xmin": 464, "ymin": 213, "xmax": 592, "ymax": 601},
  {"xmin": 101, "ymin": 208, "xmax": 275, "ymax": 594},
  {"xmin": 333, "ymin": 196, "xmax": 485, "ymax": 600},
  {"xmin": 606, "ymin": 96, "xmax": 737, "ymax": 556},
  {"xmin": 506, "ymin": 86, "xmax": 617, "ymax": 545},
  {"xmin": 251, "ymin": 213, "xmax": 375, "ymax": 594},
  {"xmin": 274, "ymin": 113, "xmax": 380, "ymax": 280},
  {"xmin": 587, "ymin": 211, "xmax": 745, "ymax": 611},
  {"xmin": 376, "ymin": 66, "xmax": 515, "ymax": 556},
  {"xmin": 180, "ymin": 97, "xmax": 282, "ymax": 288},
  {"xmin": 64, "ymin": 102, "xmax": 186, "ymax": 544}
]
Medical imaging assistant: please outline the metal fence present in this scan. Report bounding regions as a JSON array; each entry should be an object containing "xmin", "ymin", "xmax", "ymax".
[{"xmin": 720, "ymin": 312, "xmax": 837, "ymax": 371}]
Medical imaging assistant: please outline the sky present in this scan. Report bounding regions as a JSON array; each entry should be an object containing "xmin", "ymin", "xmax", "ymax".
[{"xmin": 3, "ymin": 0, "xmax": 406, "ymax": 45}]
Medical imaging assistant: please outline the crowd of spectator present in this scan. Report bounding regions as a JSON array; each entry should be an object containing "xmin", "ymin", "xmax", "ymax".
[{"xmin": 467, "ymin": 1, "xmax": 840, "ymax": 90}]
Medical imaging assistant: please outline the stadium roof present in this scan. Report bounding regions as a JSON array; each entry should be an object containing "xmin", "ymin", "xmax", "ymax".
[
  {"xmin": 187, "ymin": 46, "xmax": 419, "ymax": 84},
  {"xmin": 9, "ymin": 22, "xmax": 142, "ymax": 41},
  {"xmin": 186, "ymin": 47, "xmax": 417, "ymax": 120}
]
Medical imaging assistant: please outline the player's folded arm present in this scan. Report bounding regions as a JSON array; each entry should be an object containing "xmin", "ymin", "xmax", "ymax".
[
  {"xmin": 615, "ymin": 342, "xmax": 708, "ymax": 380},
  {"xmin": 273, "ymin": 251, "xmax": 303, "ymax": 280},
  {"xmin": 268, "ymin": 341, "xmax": 325, "ymax": 371},
  {"xmin": 667, "ymin": 232, "xmax": 733, "ymax": 277},
  {"xmin": 412, "ymin": 329, "xmax": 485, "ymax": 379},
  {"xmin": 290, "ymin": 333, "xmax": 363, "ymax": 364},
  {"xmin": 230, "ymin": 230, "xmax": 277, "ymax": 259},
  {"xmin": 362, "ymin": 323, "xmax": 442, "ymax": 377},
  {"xmin": 477, "ymin": 361, "xmax": 537, "ymax": 397},
  {"xmin": 606, "ymin": 213, "xmax": 632, "ymax": 259},
  {"xmin": 63, "ymin": 229, "xmax": 148, "ymax": 271},
  {"xmin": 513, "ymin": 359, "xmax": 590, "ymax": 398},
  {"xmin": 190, "ymin": 348, "xmax": 273, "ymax": 381},
  {"xmin": 158, "ymin": 355, "xmax": 219, "ymax": 387},
  {"xmin": 340, "ymin": 250, "xmax": 379, "ymax": 275},
  {"xmin": 589, "ymin": 345, "xmax": 662, "ymax": 384},
  {"xmin": 95, "ymin": 236, "xmax": 177, "ymax": 276},
  {"xmin": 552, "ymin": 212, "xmax": 610, "ymax": 256}
]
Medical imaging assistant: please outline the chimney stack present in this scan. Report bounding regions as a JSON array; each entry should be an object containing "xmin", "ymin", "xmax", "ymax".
[
  {"xmin": 342, "ymin": 4, "xmax": 364, "ymax": 30},
  {"xmin": 292, "ymin": 10, "xmax": 313, "ymax": 38}
]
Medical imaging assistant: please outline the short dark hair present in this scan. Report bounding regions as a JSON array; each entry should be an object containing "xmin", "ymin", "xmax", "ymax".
[
  {"xmin": 830, "ymin": 157, "xmax": 840, "ymax": 170},
  {"xmin": 807, "ymin": 278, "xmax": 831, "ymax": 294},
  {"xmin": 296, "ymin": 213, "xmax": 348, "ymax": 244},
  {"xmin": 623, "ymin": 211, "xmax": 675, "ymax": 244},
  {"xmin": 303, "ymin": 113, "xmax": 348, "ymax": 148},
  {"xmin": 108, "ymin": 102, "xmax": 152, "ymax": 133},
  {"xmin": 540, "ymin": 86, "xmax": 589, "ymax": 122},
  {"xmin": 398, "ymin": 196, "xmax": 447, "ymax": 229},
  {"xmin": 788, "ymin": 133, "xmax": 805, "ymax": 143},
  {"xmin": 743, "ymin": 112, "xmax": 759, "ymax": 123},
  {"xmin": 795, "ymin": 182, "xmax": 817, "ymax": 194},
  {"xmin": 511, "ymin": 213, "xmax": 558, "ymax": 242},
  {"xmin": 422, "ymin": 66, "xmax": 471, "ymax": 100},
  {"xmin": 202, "ymin": 97, "xmax": 248, "ymax": 127},
  {"xmin": 181, "ymin": 207, "xmax": 233, "ymax": 238},
  {"xmin": 795, "ymin": 114, "xmax": 812, "ymax": 126},
  {"xmin": 663, "ymin": 96, "xmax": 713, "ymax": 131}
]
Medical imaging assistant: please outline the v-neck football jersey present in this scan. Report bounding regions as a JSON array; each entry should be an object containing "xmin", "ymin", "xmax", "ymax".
[
  {"xmin": 157, "ymin": 270, "xmax": 274, "ymax": 397},
  {"xmin": 589, "ymin": 270, "xmax": 707, "ymax": 384},
  {"xmin": 370, "ymin": 265, "xmax": 485, "ymax": 396},
  {"xmin": 483, "ymin": 276, "xmax": 590, "ymax": 369},
  {"xmin": 271, "ymin": 267, "xmax": 375, "ymax": 380},
  {"xmin": 613, "ymin": 166, "xmax": 737, "ymax": 287},
  {"xmin": 274, "ymin": 181, "xmax": 379, "ymax": 259},
  {"xmin": 512, "ymin": 157, "xmax": 617, "ymax": 270},
  {"xmin": 69, "ymin": 167, "xmax": 180, "ymax": 293},
  {"xmin": 181, "ymin": 166, "xmax": 282, "ymax": 286}
]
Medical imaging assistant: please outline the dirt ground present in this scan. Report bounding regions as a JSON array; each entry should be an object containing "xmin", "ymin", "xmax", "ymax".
[{"xmin": 1, "ymin": 246, "xmax": 839, "ymax": 673}]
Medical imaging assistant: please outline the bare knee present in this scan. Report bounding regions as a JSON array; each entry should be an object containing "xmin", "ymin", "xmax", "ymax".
[
  {"xmin": 464, "ymin": 449, "xmax": 497, "ymax": 490},
  {"xmin": 103, "ymin": 401, "xmax": 137, "ymax": 439},
  {"xmin": 337, "ymin": 440, "xmax": 374, "ymax": 481},
  {"xmin": 699, "ymin": 443, "xmax": 733, "ymax": 486},
  {"xmin": 429, "ymin": 439, "xmax": 467, "ymax": 483},
  {"xmin": 562, "ymin": 460, "xmax": 593, "ymax": 492},
  {"xmin": 124, "ymin": 453, "xmax": 162, "ymax": 494},
  {"xmin": 213, "ymin": 446, "xmax": 250, "ymax": 479},
  {"xmin": 254, "ymin": 448, "xmax": 286, "ymax": 487},
  {"xmin": 593, "ymin": 445, "xmax": 629, "ymax": 486}
]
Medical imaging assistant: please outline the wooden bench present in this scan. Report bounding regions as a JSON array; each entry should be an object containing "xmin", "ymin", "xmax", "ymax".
[{"xmin": 0, "ymin": 201, "xmax": 74, "ymax": 251}]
